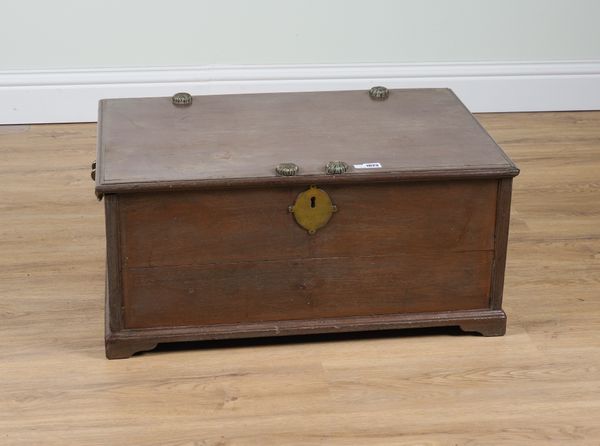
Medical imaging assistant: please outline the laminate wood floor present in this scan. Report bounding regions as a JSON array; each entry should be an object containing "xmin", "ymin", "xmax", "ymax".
[{"xmin": 1, "ymin": 112, "xmax": 599, "ymax": 445}]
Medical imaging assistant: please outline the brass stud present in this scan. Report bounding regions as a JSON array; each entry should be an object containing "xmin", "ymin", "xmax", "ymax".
[
  {"xmin": 369, "ymin": 86, "xmax": 389, "ymax": 101},
  {"xmin": 325, "ymin": 161, "xmax": 349, "ymax": 175},
  {"xmin": 276, "ymin": 163, "xmax": 299, "ymax": 176},
  {"xmin": 172, "ymin": 92, "xmax": 193, "ymax": 106}
]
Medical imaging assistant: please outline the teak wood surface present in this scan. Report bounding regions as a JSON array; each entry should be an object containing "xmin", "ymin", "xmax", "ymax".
[
  {"xmin": 1, "ymin": 112, "xmax": 600, "ymax": 444},
  {"xmin": 99, "ymin": 89, "xmax": 517, "ymax": 356},
  {"xmin": 96, "ymin": 89, "xmax": 518, "ymax": 194},
  {"xmin": 117, "ymin": 181, "xmax": 496, "ymax": 330}
]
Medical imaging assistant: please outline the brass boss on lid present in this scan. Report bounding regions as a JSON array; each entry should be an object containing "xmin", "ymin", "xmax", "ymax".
[
  {"xmin": 369, "ymin": 86, "xmax": 389, "ymax": 101},
  {"xmin": 275, "ymin": 163, "xmax": 299, "ymax": 176},
  {"xmin": 172, "ymin": 92, "xmax": 193, "ymax": 106}
]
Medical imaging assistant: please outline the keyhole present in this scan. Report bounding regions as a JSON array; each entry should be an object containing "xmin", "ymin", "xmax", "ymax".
[{"xmin": 310, "ymin": 196, "xmax": 316, "ymax": 208}]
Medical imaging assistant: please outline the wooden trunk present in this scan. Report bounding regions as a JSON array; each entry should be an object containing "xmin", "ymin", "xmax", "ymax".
[{"xmin": 95, "ymin": 88, "xmax": 519, "ymax": 359}]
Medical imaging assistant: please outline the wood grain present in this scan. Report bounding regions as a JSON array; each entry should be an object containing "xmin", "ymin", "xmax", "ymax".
[
  {"xmin": 490, "ymin": 177, "xmax": 513, "ymax": 310},
  {"xmin": 102, "ymin": 90, "xmax": 511, "ymax": 352},
  {"xmin": 123, "ymin": 251, "xmax": 493, "ymax": 328},
  {"xmin": 116, "ymin": 180, "xmax": 497, "ymax": 331},
  {"xmin": 119, "ymin": 180, "xmax": 497, "ymax": 268},
  {"xmin": 96, "ymin": 89, "xmax": 518, "ymax": 193},
  {"xmin": 1, "ymin": 112, "xmax": 600, "ymax": 444},
  {"xmin": 104, "ymin": 194, "xmax": 124, "ymax": 332}
]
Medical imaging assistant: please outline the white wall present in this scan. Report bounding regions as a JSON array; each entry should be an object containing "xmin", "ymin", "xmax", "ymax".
[
  {"xmin": 2, "ymin": 0, "xmax": 600, "ymax": 70},
  {"xmin": 2, "ymin": 0, "xmax": 600, "ymax": 123}
]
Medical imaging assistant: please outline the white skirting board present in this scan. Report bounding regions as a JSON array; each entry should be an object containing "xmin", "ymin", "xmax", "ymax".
[{"xmin": 1, "ymin": 61, "xmax": 600, "ymax": 124}]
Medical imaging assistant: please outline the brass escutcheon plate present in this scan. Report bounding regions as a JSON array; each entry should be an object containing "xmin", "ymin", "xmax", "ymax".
[{"xmin": 288, "ymin": 185, "xmax": 337, "ymax": 234}]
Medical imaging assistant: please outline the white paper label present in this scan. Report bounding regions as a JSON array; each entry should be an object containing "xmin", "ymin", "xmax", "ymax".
[{"xmin": 353, "ymin": 162, "xmax": 382, "ymax": 169}]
